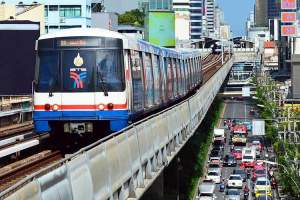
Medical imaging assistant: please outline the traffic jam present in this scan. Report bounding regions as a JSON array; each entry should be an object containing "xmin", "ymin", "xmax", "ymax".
[{"xmin": 197, "ymin": 119, "xmax": 277, "ymax": 200}]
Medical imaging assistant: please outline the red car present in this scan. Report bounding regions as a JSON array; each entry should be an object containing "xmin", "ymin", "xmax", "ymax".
[
  {"xmin": 241, "ymin": 160, "xmax": 255, "ymax": 168},
  {"xmin": 252, "ymin": 169, "xmax": 266, "ymax": 181},
  {"xmin": 232, "ymin": 148, "xmax": 242, "ymax": 160}
]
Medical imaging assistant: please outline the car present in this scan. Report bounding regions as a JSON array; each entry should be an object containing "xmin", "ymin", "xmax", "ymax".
[
  {"xmin": 213, "ymin": 138, "xmax": 225, "ymax": 150},
  {"xmin": 232, "ymin": 147, "xmax": 242, "ymax": 160},
  {"xmin": 256, "ymin": 195, "xmax": 273, "ymax": 200},
  {"xmin": 206, "ymin": 168, "xmax": 222, "ymax": 183},
  {"xmin": 255, "ymin": 190, "xmax": 272, "ymax": 199},
  {"xmin": 253, "ymin": 163, "xmax": 265, "ymax": 171},
  {"xmin": 210, "ymin": 149, "xmax": 222, "ymax": 159},
  {"xmin": 232, "ymin": 169, "xmax": 247, "ymax": 182},
  {"xmin": 198, "ymin": 179, "xmax": 216, "ymax": 200},
  {"xmin": 251, "ymin": 140, "xmax": 263, "ymax": 152},
  {"xmin": 254, "ymin": 177, "xmax": 271, "ymax": 195},
  {"xmin": 223, "ymin": 155, "xmax": 237, "ymax": 167},
  {"xmin": 225, "ymin": 188, "xmax": 241, "ymax": 200},
  {"xmin": 209, "ymin": 157, "xmax": 222, "ymax": 164},
  {"xmin": 208, "ymin": 163, "xmax": 222, "ymax": 170},
  {"xmin": 252, "ymin": 169, "xmax": 266, "ymax": 181},
  {"xmin": 227, "ymin": 174, "xmax": 243, "ymax": 188},
  {"xmin": 241, "ymin": 155, "xmax": 255, "ymax": 168},
  {"xmin": 232, "ymin": 134, "xmax": 247, "ymax": 144}
]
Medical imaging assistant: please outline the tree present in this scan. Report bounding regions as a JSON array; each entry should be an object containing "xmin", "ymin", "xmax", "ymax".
[{"xmin": 118, "ymin": 9, "xmax": 144, "ymax": 27}]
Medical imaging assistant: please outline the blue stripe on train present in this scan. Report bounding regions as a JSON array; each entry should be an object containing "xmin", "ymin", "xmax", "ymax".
[{"xmin": 34, "ymin": 110, "xmax": 129, "ymax": 133}]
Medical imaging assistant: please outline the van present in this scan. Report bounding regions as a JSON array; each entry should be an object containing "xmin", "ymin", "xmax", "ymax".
[
  {"xmin": 197, "ymin": 180, "xmax": 216, "ymax": 200},
  {"xmin": 241, "ymin": 147, "xmax": 256, "ymax": 168},
  {"xmin": 214, "ymin": 128, "xmax": 225, "ymax": 138}
]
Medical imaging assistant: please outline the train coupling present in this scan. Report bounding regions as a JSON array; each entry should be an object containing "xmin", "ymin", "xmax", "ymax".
[{"xmin": 64, "ymin": 122, "xmax": 93, "ymax": 134}]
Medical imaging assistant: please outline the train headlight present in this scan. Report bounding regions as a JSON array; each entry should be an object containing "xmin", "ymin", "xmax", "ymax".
[
  {"xmin": 44, "ymin": 104, "xmax": 51, "ymax": 111},
  {"xmin": 107, "ymin": 103, "xmax": 114, "ymax": 110},
  {"xmin": 98, "ymin": 104, "xmax": 105, "ymax": 111},
  {"xmin": 53, "ymin": 104, "xmax": 59, "ymax": 111}
]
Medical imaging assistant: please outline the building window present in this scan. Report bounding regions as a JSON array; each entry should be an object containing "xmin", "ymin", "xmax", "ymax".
[
  {"xmin": 191, "ymin": 22, "xmax": 201, "ymax": 26},
  {"xmin": 49, "ymin": 26, "xmax": 59, "ymax": 29},
  {"xmin": 191, "ymin": 16, "xmax": 202, "ymax": 20},
  {"xmin": 60, "ymin": 25, "xmax": 82, "ymax": 29},
  {"xmin": 49, "ymin": 5, "xmax": 58, "ymax": 11},
  {"xmin": 44, "ymin": 5, "xmax": 48, "ymax": 17},
  {"xmin": 59, "ymin": 5, "xmax": 81, "ymax": 17}
]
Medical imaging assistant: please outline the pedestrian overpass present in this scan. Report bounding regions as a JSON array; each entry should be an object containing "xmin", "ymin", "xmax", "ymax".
[{"xmin": 1, "ymin": 51, "xmax": 255, "ymax": 200}]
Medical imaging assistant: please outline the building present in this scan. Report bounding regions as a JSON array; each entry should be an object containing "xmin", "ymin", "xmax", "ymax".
[
  {"xmin": 0, "ymin": 3, "xmax": 45, "ymax": 34},
  {"xmin": 91, "ymin": 12, "xmax": 118, "ymax": 31},
  {"xmin": 173, "ymin": 0, "xmax": 190, "ymax": 41},
  {"xmin": 214, "ymin": 5, "xmax": 224, "ymax": 38},
  {"xmin": 248, "ymin": 26, "xmax": 270, "ymax": 50},
  {"xmin": 205, "ymin": 0, "xmax": 215, "ymax": 35},
  {"xmin": 118, "ymin": 24, "xmax": 144, "ymax": 39},
  {"xmin": 267, "ymin": 0, "xmax": 280, "ymax": 20},
  {"xmin": 190, "ymin": 0, "xmax": 204, "ymax": 40},
  {"xmin": 7, "ymin": 0, "xmax": 92, "ymax": 33},
  {"xmin": 220, "ymin": 24, "xmax": 230, "ymax": 40},
  {"xmin": 255, "ymin": 0, "xmax": 268, "ymax": 27},
  {"xmin": 246, "ymin": 11, "xmax": 255, "ymax": 38}
]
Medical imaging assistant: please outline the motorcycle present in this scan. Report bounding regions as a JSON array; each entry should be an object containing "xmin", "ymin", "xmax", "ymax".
[
  {"xmin": 244, "ymin": 192, "xmax": 249, "ymax": 200},
  {"xmin": 246, "ymin": 169, "xmax": 251, "ymax": 179},
  {"xmin": 271, "ymin": 176, "xmax": 277, "ymax": 189}
]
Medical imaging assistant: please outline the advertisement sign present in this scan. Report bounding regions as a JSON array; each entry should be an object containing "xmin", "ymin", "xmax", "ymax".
[
  {"xmin": 242, "ymin": 86, "xmax": 251, "ymax": 97},
  {"xmin": 148, "ymin": 12, "xmax": 176, "ymax": 47},
  {"xmin": 281, "ymin": 12, "xmax": 297, "ymax": 22},
  {"xmin": 281, "ymin": 0, "xmax": 297, "ymax": 9},
  {"xmin": 281, "ymin": 25, "xmax": 297, "ymax": 36},
  {"xmin": 252, "ymin": 119, "xmax": 265, "ymax": 136}
]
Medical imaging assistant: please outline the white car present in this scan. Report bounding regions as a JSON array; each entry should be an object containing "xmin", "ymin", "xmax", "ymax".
[
  {"xmin": 206, "ymin": 168, "xmax": 221, "ymax": 183},
  {"xmin": 227, "ymin": 174, "xmax": 243, "ymax": 188}
]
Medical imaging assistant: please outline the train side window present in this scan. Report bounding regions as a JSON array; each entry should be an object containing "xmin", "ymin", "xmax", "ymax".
[
  {"xmin": 180, "ymin": 59, "xmax": 186, "ymax": 94},
  {"xmin": 176, "ymin": 59, "xmax": 182, "ymax": 96},
  {"xmin": 166, "ymin": 58, "xmax": 173, "ymax": 99},
  {"xmin": 152, "ymin": 55, "xmax": 161, "ymax": 104},
  {"xmin": 195, "ymin": 57, "xmax": 199, "ymax": 83},
  {"xmin": 143, "ymin": 53, "xmax": 154, "ymax": 107},
  {"xmin": 185, "ymin": 59, "xmax": 190, "ymax": 90},
  {"xmin": 189, "ymin": 58, "xmax": 194, "ymax": 87},
  {"xmin": 172, "ymin": 58, "xmax": 178, "ymax": 97},
  {"xmin": 130, "ymin": 50, "xmax": 144, "ymax": 111}
]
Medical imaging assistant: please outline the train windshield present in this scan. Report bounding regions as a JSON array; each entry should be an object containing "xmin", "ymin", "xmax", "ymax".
[{"xmin": 36, "ymin": 38, "xmax": 125, "ymax": 92}]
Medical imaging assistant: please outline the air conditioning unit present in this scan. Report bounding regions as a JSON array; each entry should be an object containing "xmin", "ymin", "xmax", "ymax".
[{"xmin": 60, "ymin": 18, "xmax": 66, "ymax": 23}]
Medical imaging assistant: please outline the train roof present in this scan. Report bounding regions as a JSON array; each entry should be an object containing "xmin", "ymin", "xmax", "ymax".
[{"xmin": 39, "ymin": 28, "xmax": 125, "ymax": 40}]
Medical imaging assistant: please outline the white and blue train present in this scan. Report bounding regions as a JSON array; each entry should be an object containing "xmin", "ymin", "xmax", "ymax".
[{"xmin": 34, "ymin": 28, "xmax": 203, "ymax": 134}]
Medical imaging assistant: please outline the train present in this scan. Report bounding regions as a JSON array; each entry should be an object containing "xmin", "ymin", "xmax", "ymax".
[{"xmin": 33, "ymin": 28, "xmax": 203, "ymax": 135}]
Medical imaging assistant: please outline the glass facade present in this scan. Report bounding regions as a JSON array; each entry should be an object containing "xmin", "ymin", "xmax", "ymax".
[
  {"xmin": 149, "ymin": 0, "xmax": 172, "ymax": 11},
  {"xmin": 190, "ymin": 0, "xmax": 203, "ymax": 39}
]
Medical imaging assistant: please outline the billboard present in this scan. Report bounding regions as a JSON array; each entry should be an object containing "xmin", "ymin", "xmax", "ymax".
[
  {"xmin": 252, "ymin": 119, "xmax": 265, "ymax": 136},
  {"xmin": 281, "ymin": 12, "xmax": 297, "ymax": 22},
  {"xmin": 281, "ymin": 0, "xmax": 297, "ymax": 10},
  {"xmin": 148, "ymin": 12, "xmax": 176, "ymax": 47},
  {"xmin": 281, "ymin": 25, "xmax": 297, "ymax": 36},
  {"xmin": 0, "ymin": 21, "xmax": 39, "ymax": 95}
]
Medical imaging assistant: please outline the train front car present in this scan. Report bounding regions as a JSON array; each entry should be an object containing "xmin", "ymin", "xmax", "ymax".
[{"xmin": 34, "ymin": 28, "xmax": 128, "ymax": 135}]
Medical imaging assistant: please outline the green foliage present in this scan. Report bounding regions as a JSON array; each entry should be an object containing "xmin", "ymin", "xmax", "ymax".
[{"xmin": 118, "ymin": 9, "xmax": 144, "ymax": 26}]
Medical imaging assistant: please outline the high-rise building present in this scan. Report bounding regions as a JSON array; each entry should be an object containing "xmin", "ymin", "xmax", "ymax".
[
  {"xmin": 267, "ymin": 0, "xmax": 280, "ymax": 20},
  {"xmin": 255, "ymin": 0, "xmax": 268, "ymax": 27},
  {"xmin": 205, "ymin": 0, "xmax": 215, "ymax": 35},
  {"xmin": 7, "ymin": 0, "xmax": 92, "ymax": 33},
  {"xmin": 190, "ymin": 0, "xmax": 204, "ymax": 40},
  {"xmin": 173, "ymin": 0, "xmax": 190, "ymax": 41},
  {"xmin": 214, "ymin": 5, "xmax": 224, "ymax": 38}
]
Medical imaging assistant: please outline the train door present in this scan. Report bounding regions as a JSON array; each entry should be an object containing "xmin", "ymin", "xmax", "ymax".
[
  {"xmin": 61, "ymin": 50, "xmax": 96, "ymax": 118},
  {"xmin": 130, "ymin": 50, "xmax": 144, "ymax": 112}
]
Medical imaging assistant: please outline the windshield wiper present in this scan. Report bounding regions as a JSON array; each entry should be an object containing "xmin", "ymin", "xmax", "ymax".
[{"xmin": 97, "ymin": 68, "xmax": 109, "ymax": 96}]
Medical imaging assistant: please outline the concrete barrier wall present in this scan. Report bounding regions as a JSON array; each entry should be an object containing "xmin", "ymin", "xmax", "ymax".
[{"xmin": 3, "ymin": 58, "xmax": 233, "ymax": 200}]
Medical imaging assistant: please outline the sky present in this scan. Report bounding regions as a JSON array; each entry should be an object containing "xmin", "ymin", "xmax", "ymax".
[{"xmin": 217, "ymin": 0, "xmax": 255, "ymax": 36}]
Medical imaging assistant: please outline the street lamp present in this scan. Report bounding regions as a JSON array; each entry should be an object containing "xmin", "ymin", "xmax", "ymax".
[{"xmin": 261, "ymin": 160, "xmax": 300, "ymax": 194}]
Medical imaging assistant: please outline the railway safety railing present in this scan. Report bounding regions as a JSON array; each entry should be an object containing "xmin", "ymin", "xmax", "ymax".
[{"xmin": 1, "ymin": 57, "xmax": 234, "ymax": 200}]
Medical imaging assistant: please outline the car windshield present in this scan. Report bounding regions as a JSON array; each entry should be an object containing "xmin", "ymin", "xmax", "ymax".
[
  {"xmin": 208, "ymin": 172, "xmax": 218, "ymax": 176},
  {"xmin": 243, "ymin": 156, "xmax": 253, "ymax": 160},
  {"xmin": 200, "ymin": 194, "xmax": 213, "ymax": 197},
  {"xmin": 255, "ymin": 170, "xmax": 265, "ymax": 174},
  {"xmin": 209, "ymin": 164, "xmax": 219, "ymax": 168},
  {"xmin": 226, "ymin": 190, "xmax": 239, "ymax": 195},
  {"xmin": 234, "ymin": 170, "xmax": 245, "ymax": 175},
  {"xmin": 257, "ymin": 180, "xmax": 269, "ymax": 185},
  {"xmin": 229, "ymin": 176, "xmax": 241, "ymax": 180}
]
